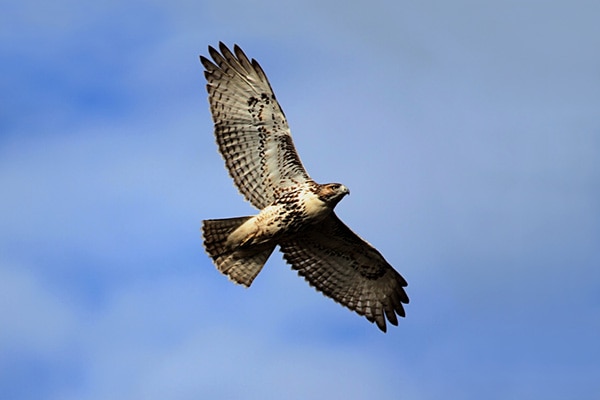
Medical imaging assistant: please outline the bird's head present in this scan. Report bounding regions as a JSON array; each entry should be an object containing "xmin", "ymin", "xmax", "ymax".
[{"xmin": 317, "ymin": 183, "xmax": 350, "ymax": 207}]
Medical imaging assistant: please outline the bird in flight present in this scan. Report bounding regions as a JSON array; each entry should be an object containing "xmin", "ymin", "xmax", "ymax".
[{"xmin": 200, "ymin": 43, "xmax": 409, "ymax": 332}]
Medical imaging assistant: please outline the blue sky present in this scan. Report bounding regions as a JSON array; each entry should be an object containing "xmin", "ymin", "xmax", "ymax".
[{"xmin": 2, "ymin": 1, "xmax": 599, "ymax": 399}]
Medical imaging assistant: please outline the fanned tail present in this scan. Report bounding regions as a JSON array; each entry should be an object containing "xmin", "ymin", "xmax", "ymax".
[{"xmin": 202, "ymin": 217, "xmax": 275, "ymax": 287}]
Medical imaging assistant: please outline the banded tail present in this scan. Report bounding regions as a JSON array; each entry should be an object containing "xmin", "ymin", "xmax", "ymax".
[{"xmin": 202, "ymin": 217, "xmax": 276, "ymax": 287}]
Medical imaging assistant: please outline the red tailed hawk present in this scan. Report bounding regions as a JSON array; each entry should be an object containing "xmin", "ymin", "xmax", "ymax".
[{"xmin": 200, "ymin": 43, "xmax": 409, "ymax": 332}]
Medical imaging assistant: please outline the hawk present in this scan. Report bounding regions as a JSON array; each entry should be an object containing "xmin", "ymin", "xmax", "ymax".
[{"xmin": 200, "ymin": 43, "xmax": 409, "ymax": 332}]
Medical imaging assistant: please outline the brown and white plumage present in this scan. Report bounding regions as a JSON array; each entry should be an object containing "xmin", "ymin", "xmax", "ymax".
[
  {"xmin": 200, "ymin": 43, "xmax": 409, "ymax": 332},
  {"xmin": 201, "ymin": 43, "xmax": 310, "ymax": 209}
]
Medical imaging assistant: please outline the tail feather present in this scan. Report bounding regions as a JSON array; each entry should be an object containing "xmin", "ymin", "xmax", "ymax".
[{"xmin": 202, "ymin": 217, "xmax": 275, "ymax": 287}]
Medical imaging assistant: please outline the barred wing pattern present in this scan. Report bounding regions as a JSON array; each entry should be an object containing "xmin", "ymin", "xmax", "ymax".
[
  {"xmin": 200, "ymin": 43, "xmax": 312, "ymax": 209},
  {"xmin": 279, "ymin": 213, "xmax": 409, "ymax": 332}
]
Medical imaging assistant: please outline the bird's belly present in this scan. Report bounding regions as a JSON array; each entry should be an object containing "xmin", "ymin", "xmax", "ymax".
[
  {"xmin": 226, "ymin": 205, "xmax": 291, "ymax": 247},
  {"xmin": 226, "ymin": 197, "xmax": 331, "ymax": 249}
]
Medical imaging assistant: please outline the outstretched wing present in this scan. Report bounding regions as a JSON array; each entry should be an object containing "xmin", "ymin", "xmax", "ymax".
[
  {"xmin": 279, "ymin": 213, "xmax": 409, "ymax": 332},
  {"xmin": 200, "ymin": 43, "xmax": 312, "ymax": 210}
]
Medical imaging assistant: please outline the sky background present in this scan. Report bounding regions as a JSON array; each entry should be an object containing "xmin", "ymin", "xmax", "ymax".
[{"xmin": 2, "ymin": 1, "xmax": 599, "ymax": 399}]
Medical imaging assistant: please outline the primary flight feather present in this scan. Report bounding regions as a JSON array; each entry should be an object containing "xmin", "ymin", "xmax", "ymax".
[{"xmin": 200, "ymin": 43, "xmax": 409, "ymax": 332}]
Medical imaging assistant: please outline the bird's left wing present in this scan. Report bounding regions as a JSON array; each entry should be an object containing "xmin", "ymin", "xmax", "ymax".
[
  {"xmin": 279, "ymin": 213, "xmax": 409, "ymax": 332},
  {"xmin": 201, "ymin": 43, "xmax": 312, "ymax": 210}
]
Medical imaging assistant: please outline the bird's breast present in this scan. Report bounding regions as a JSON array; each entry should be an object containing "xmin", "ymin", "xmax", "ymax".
[{"xmin": 301, "ymin": 191, "xmax": 331, "ymax": 222}]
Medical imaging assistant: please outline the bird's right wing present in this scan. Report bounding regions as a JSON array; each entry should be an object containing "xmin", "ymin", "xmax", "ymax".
[{"xmin": 201, "ymin": 43, "xmax": 312, "ymax": 209}]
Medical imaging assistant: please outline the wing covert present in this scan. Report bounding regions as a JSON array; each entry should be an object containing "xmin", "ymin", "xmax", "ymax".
[
  {"xmin": 200, "ymin": 43, "xmax": 312, "ymax": 209},
  {"xmin": 278, "ymin": 213, "xmax": 409, "ymax": 332}
]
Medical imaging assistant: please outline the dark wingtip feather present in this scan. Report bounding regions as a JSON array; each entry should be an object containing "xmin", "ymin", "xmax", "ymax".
[
  {"xmin": 207, "ymin": 44, "xmax": 221, "ymax": 62},
  {"xmin": 385, "ymin": 306, "xmax": 399, "ymax": 327},
  {"xmin": 199, "ymin": 55, "xmax": 214, "ymax": 71}
]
